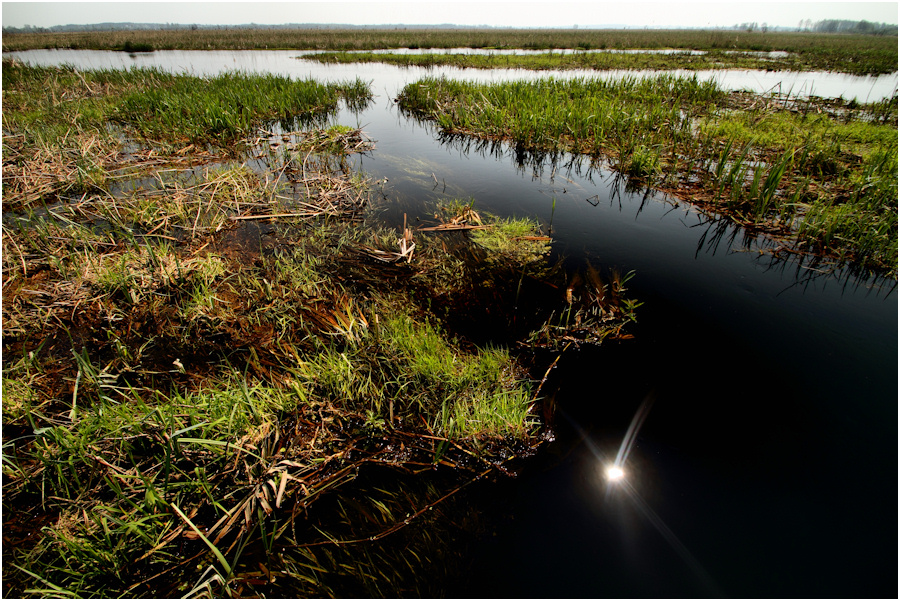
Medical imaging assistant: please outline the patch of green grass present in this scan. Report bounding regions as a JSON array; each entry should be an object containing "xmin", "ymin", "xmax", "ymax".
[
  {"xmin": 1, "ymin": 377, "xmax": 40, "ymax": 423},
  {"xmin": 3, "ymin": 366, "xmax": 299, "ymax": 597},
  {"xmin": 2, "ymin": 61, "xmax": 373, "ymax": 154},
  {"xmin": 114, "ymin": 71, "xmax": 372, "ymax": 147},
  {"xmin": 699, "ymin": 109, "xmax": 898, "ymax": 156},
  {"xmin": 379, "ymin": 311, "xmax": 532, "ymax": 437},
  {"xmin": 271, "ymin": 247, "xmax": 328, "ymax": 297},
  {"xmin": 398, "ymin": 75, "xmax": 898, "ymax": 275},
  {"xmin": 470, "ymin": 216, "xmax": 551, "ymax": 266},
  {"xmin": 306, "ymin": 46, "xmax": 889, "ymax": 75},
  {"xmin": 291, "ymin": 302, "xmax": 534, "ymax": 439},
  {"xmin": 398, "ymin": 74, "xmax": 725, "ymax": 155},
  {"xmin": 623, "ymin": 144, "xmax": 663, "ymax": 181}
]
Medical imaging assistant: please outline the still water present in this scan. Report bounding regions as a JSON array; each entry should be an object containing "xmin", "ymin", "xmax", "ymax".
[
  {"xmin": 5, "ymin": 50, "xmax": 897, "ymax": 597},
  {"xmin": 6, "ymin": 48, "xmax": 899, "ymax": 100}
]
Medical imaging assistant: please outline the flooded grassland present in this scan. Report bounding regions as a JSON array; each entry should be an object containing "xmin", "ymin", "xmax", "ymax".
[
  {"xmin": 3, "ymin": 28, "xmax": 897, "ymax": 76},
  {"xmin": 1, "ymin": 31, "xmax": 898, "ymax": 597},
  {"xmin": 0, "ymin": 62, "xmax": 638, "ymax": 596},
  {"xmin": 308, "ymin": 42, "xmax": 898, "ymax": 76},
  {"xmin": 396, "ymin": 75, "xmax": 898, "ymax": 276}
]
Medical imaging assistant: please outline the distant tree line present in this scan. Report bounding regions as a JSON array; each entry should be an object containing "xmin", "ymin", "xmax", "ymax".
[
  {"xmin": 4, "ymin": 22, "xmax": 243, "ymax": 34},
  {"xmin": 3, "ymin": 20, "xmax": 897, "ymax": 36},
  {"xmin": 809, "ymin": 19, "xmax": 898, "ymax": 35},
  {"xmin": 737, "ymin": 19, "xmax": 897, "ymax": 35},
  {"xmin": 3, "ymin": 22, "xmax": 488, "ymax": 34}
]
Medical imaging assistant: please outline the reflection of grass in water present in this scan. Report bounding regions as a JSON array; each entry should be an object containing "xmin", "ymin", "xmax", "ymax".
[
  {"xmin": 375, "ymin": 152, "xmax": 439, "ymax": 179},
  {"xmin": 242, "ymin": 471, "xmax": 490, "ymax": 597}
]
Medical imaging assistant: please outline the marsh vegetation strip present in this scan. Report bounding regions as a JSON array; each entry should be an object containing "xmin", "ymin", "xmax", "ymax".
[
  {"xmin": 1, "ymin": 62, "xmax": 372, "ymax": 155},
  {"xmin": 306, "ymin": 45, "xmax": 897, "ymax": 76},
  {"xmin": 1, "ymin": 62, "xmax": 641, "ymax": 596},
  {"xmin": 3, "ymin": 28, "xmax": 897, "ymax": 75},
  {"xmin": 397, "ymin": 75, "xmax": 898, "ymax": 275}
]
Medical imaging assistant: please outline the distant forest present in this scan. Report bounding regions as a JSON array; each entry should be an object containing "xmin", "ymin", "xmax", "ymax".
[
  {"xmin": 3, "ymin": 19, "xmax": 898, "ymax": 35},
  {"xmin": 811, "ymin": 19, "xmax": 897, "ymax": 35}
]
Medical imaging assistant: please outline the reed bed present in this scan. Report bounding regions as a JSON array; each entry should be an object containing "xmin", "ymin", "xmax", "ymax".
[
  {"xmin": 1, "ymin": 62, "xmax": 371, "ymax": 131},
  {"xmin": 115, "ymin": 72, "xmax": 371, "ymax": 147},
  {"xmin": 2, "ymin": 62, "xmax": 640, "ymax": 596},
  {"xmin": 3, "ymin": 28, "xmax": 897, "ymax": 75},
  {"xmin": 397, "ymin": 75, "xmax": 898, "ymax": 275},
  {"xmin": 306, "ymin": 46, "xmax": 892, "ymax": 75},
  {"xmin": 1, "ymin": 61, "xmax": 372, "ymax": 211}
]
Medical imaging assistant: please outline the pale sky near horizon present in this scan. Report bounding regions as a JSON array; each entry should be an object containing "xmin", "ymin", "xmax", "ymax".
[{"xmin": 2, "ymin": 1, "xmax": 897, "ymax": 29}]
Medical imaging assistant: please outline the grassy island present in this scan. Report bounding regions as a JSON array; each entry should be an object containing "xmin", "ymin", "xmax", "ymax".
[
  {"xmin": 397, "ymin": 75, "xmax": 898, "ymax": 275},
  {"xmin": 1, "ymin": 61, "xmax": 639, "ymax": 597}
]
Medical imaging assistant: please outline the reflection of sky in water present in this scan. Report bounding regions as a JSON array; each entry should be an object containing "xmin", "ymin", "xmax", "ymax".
[{"xmin": 5, "ymin": 48, "xmax": 898, "ymax": 100}]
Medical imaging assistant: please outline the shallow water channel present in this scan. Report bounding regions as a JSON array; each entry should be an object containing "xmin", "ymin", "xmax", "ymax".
[{"xmin": 6, "ymin": 50, "xmax": 898, "ymax": 597}]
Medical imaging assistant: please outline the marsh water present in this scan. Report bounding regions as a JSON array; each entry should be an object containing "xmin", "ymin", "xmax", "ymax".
[{"xmin": 5, "ymin": 50, "xmax": 897, "ymax": 597}]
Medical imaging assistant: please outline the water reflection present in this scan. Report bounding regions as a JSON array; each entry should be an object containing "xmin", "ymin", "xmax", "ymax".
[
  {"xmin": 400, "ymin": 109, "xmax": 609, "ymax": 186},
  {"xmin": 435, "ymin": 129, "xmax": 590, "ymax": 182},
  {"xmin": 5, "ymin": 49, "xmax": 898, "ymax": 101},
  {"xmin": 694, "ymin": 217, "xmax": 898, "ymax": 298},
  {"xmin": 612, "ymin": 478, "xmax": 723, "ymax": 597},
  {"xmin": 399, "ymin": 105, "xmax": 895, "ymax": 295},
  {"xmin": 611, "ymin": 393, "xmax": 655, "ymax": 474},
  {"xmin": 558, "ymin": 400, "xmax": 723, "ymax": 597}
]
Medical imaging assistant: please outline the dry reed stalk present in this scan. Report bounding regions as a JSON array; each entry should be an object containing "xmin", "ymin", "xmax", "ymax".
[
  {"xmin": 2, "ymin": 227, "xmax": 29, "ymax": 276},
  {"xmin": 418, "ymin": 224, "xmax": 492, "ymax": 232},
  {"xmin": 230, "ymin": 212, "xmax": 324, "ymax": 221}
]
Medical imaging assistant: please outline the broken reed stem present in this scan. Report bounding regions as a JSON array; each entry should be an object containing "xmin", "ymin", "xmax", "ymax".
[
  {"xmin": 230, "ymin": 212, "xmax": 324, "ymax": 221},
  {"xmin": 418, "ymin": 224, "xmax": 493, "ymax": 232},
  {"xmin": 2, "ymin": 226, "xmax": 29, "ymax": 276}
]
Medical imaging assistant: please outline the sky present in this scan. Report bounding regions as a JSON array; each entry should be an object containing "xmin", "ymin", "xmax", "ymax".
[{"xmin": 2, "ymin": 1, "xmax": 898, "ymax": 30}]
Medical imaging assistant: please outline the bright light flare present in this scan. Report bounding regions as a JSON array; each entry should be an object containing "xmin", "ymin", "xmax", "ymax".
[{"xmin": 606, "ymin": 465, "xmax": 625, "ymax": 481}]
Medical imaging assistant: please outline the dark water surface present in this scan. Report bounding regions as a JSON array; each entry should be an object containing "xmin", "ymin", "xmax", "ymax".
[{"xmin": 6, "ymin": 50, "xmax": 897, "ymax": 598}]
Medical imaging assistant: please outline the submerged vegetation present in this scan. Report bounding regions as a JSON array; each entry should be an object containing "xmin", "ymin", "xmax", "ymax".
[
  {"xmin": 2, "ymin": 62, "xmax": 639, "ymax": 596},
  {"xmin": 397, "ymin": 75, "xmax": 899, "ymax": 275},
  {"xmin": 2, "ymin": 28, "xmax": 897, "ymax": 75}
]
